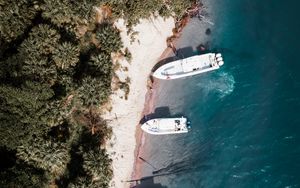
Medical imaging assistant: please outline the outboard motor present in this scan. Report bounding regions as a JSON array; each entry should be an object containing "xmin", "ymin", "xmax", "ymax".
[{"xmin": 216, "ymin": 53, "xmax": 222, "ymax": 58}]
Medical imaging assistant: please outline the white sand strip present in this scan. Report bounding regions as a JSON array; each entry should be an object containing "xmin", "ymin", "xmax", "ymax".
[{"xmin": 104, "ymin": 16, "xmax": 174, "ymax": 188}]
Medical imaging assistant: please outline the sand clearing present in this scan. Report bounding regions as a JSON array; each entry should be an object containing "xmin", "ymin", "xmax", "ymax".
[{"xmin": 104, "ymin": 16, "xmax": 174, "ymax": 188}]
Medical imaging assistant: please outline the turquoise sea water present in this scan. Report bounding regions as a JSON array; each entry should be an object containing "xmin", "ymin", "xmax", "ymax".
[{"xmin": 136, "ymin": 0, "xmax": 300, "ymax": 187}]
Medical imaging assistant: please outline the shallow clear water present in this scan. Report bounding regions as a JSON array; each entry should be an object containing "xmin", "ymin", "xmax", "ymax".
[{"xmin": 137, "ymin": 0, "xmax": 300, "ymax": 187}]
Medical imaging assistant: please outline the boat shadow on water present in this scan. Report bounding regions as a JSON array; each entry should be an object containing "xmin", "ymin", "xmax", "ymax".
[
  {"xmin": 139, "ymin": 106, "xmax": 171, "ymax": 125},
  {"xmin": 152, "ymin": 46, "xmax": 195, "ymax": 73},
  {"xmin": 139, "ymin": 106, "xmax": 186, "ymax": 125}
]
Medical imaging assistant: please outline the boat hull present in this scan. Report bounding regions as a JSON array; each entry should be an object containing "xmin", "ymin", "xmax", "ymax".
[
  {"xmin": 141, "ymin": 117, "xmax": 188, "ymax": 135},
  {"xmin": 153, "ymin": 53, "xmax": 223, "ymax": 80}
]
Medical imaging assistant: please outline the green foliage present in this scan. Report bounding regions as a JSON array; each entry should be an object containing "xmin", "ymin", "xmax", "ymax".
[
  {"xmin": 169, "ymin": 0, "xmax": 196, "ymax": 18},
  {"xmin": 124, "ymin": 47, "xmax": 132, "ymax": 62},
  {"xmin": 0, "ymin": 161, "xmax": 48, "ymax": 187},
  {"xmin": 0, "ymin": 118, "xmax": 48, "ymax": 151},
  {"xmin": 0, "ymin": 54, "xmax": 23, "ymax": 80},
  {"xmin": 0, "ymin": 0, "xmax": 194, "ymax": 186},
  {"xmin": 41, "ymin": 0, "xmax": 76, "ymax": 28},
  {"xmin": 0, "ymin": 81, "xmax": 55, "ymax": 126},
  {"xmin": 119, "ymin": 77, "xmax": 130, "ymax": 100},
  {"xmin": 21, "ymin": 56, "xmax": 58, "ymax": 84},
  {"xmin": 95, "ymin": 23, "xmax": 123, "ymax": 53},
  {"xmin": 20, "ymin": 24, "xmax": 60, "ymax": 56},
  {"xmin": 124, "ymin": 0, "xmax": 164, "ymax": 23},
  {"xmin": 102, "ymin": 0, "xmax": 195, "ymax": 26},
  {"xmin": 68, "ymin": 176, "xmax": 105, "ymax": 188},
  {"xmin": 53, "ymin": 42, "xmax": 80, "ymax": 70},
  {"xmin": 0, "ymin": 0, "xmax": 38, "ymax": 42},
  {"xmin": 77, "ymin": 76, "xmax": 111, "ymax": 106},
  {"xmin": 89, "ymin": 52, "xmax": 112, "ymax": 75},
  {"xmin": 82, "ymin": 148, "xmax": 112, "ymax": 187},
  {"xmin": 103, "ymin": 0, "xmax": 164, "ymax": 26},
  {"xmin": 41, "ymin": 0, "xmax": 98, "ymax": 34},
  {"xmin": 17, "ymin": 137, "xmax": 70, "ymax": 178},
  {"xmin": 158, "ymin": 4, "xmax": 171, "ymax": 17}
]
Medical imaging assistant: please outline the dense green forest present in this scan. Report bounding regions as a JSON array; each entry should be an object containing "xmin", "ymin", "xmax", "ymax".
[{"xmin": 0, "ymin": 0, "xmax": 195, "ymax": 187}]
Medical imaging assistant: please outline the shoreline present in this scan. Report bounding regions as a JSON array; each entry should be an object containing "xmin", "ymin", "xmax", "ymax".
[
  {"xmin": 104, "ymin": 16, "xmax": 175, "ymax": 188},
  {"xmin": 131, "ymin": 80, "xmax": 159, "ymax": 182},
  {"xmin": 130, "ymin": 48, "xmax": 175, "ymax": 184},
  {"xmin": 129, "ymin": 2, "xmax": 207, "ymax": 184}
]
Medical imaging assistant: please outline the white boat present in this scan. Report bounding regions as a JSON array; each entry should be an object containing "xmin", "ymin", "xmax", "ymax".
[
  {"xmin": 153, "ymin": 53, "xmax": 224, "ymax": 80},
  {"xmin": 141, "ymin": 117, "xmax": 189, "ymax": 135}
]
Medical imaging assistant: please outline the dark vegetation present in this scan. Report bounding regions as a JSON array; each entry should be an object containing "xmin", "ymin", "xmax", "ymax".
[{"xmin": 0, "ymin": 0, "xmax": 195, "ymax": 187}]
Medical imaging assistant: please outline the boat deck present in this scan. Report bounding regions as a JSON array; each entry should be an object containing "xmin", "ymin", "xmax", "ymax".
[
  {"xmin": 152, "ymin": 53, "xmax": 223, "ymax": 80},
  {"xmin": 162, "ymin": 54, "xmax": 216, "ymax": 76},
  {"xmin": 141, "ymin": 118, "xmax": 188, "ymax": 135}
]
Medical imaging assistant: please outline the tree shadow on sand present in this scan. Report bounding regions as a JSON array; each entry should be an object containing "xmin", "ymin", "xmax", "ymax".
[
  {"xmin": 130, "ymin": 176, "xmax": 167, "ymax": 188},
  {"xmin": 129, "ymin": 160, "xmax": 211, "ymax": 188}
]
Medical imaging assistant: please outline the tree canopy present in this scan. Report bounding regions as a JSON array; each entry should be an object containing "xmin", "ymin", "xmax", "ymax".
[{"xmin": 0, "ymin": 0, "xmax": 196, "ymax": 187}]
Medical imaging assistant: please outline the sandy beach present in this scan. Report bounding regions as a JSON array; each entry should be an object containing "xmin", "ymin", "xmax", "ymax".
[
  {"xmin": 104, "ymin": 16, "xmax": 174, "ymax": 188},
  {"xmin": 128, "ymin": 3, "xmax": 213, "ymax": 185},
  {"xmin": 130, "ymin": 46, "xmax": 176, "ymax": 183}
]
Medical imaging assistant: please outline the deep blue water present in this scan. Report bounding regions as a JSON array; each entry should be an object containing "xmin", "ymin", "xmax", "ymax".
[{"xmin": 138, "ymin": 0, "xmax": 300, "ymax": 187}]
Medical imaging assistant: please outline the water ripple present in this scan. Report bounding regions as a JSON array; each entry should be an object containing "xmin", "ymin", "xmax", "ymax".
[{"xmin": 195, "ymin": 71, "xmax": 235, "ymax": 98}]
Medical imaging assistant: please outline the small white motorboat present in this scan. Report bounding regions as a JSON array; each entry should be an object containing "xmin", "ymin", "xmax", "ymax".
[
  {"xmin": 141, "ymin": 117, "xmax": 189, "ymax": 135},
  {"xmin": 153, "ymin": 53, "xmax": 224, "ymax": 80}
]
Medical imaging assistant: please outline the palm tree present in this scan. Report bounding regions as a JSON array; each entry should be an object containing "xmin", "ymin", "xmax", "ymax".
[
  {"xmin": 21, "ymin": 56, "xmax": 58, "ymax": 85},
  {"xmin": 88, "ymin": 52, "xmax": 112, "ymax": 75},
  {"xmin": 19, "ymin": 24, "xmax": 60, "ymax": 56},
  {"xmin": 41, "ymin": 0, "xmax": 96, "ymax": 35},
  {"xmin": 41, "ymin": 0, "xmax": 75, "ymax": 27},
  {"xmin": 95, "ymin": 23, "xmax": 123, "ymax": 53},
  {"xmin": 16, "ymin": 137, "xmax": 70, "ymax": 178},
  {"xmin": 77, "ymin": 76, "xmax": 111, "ymax": 107},
  {"xmin": 82, "ymin": 147, "xmax": 112, "ymax": 187},
  {"xmin": 53, "ymin": 42, "xmax": 80, "ymax": 70}
]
